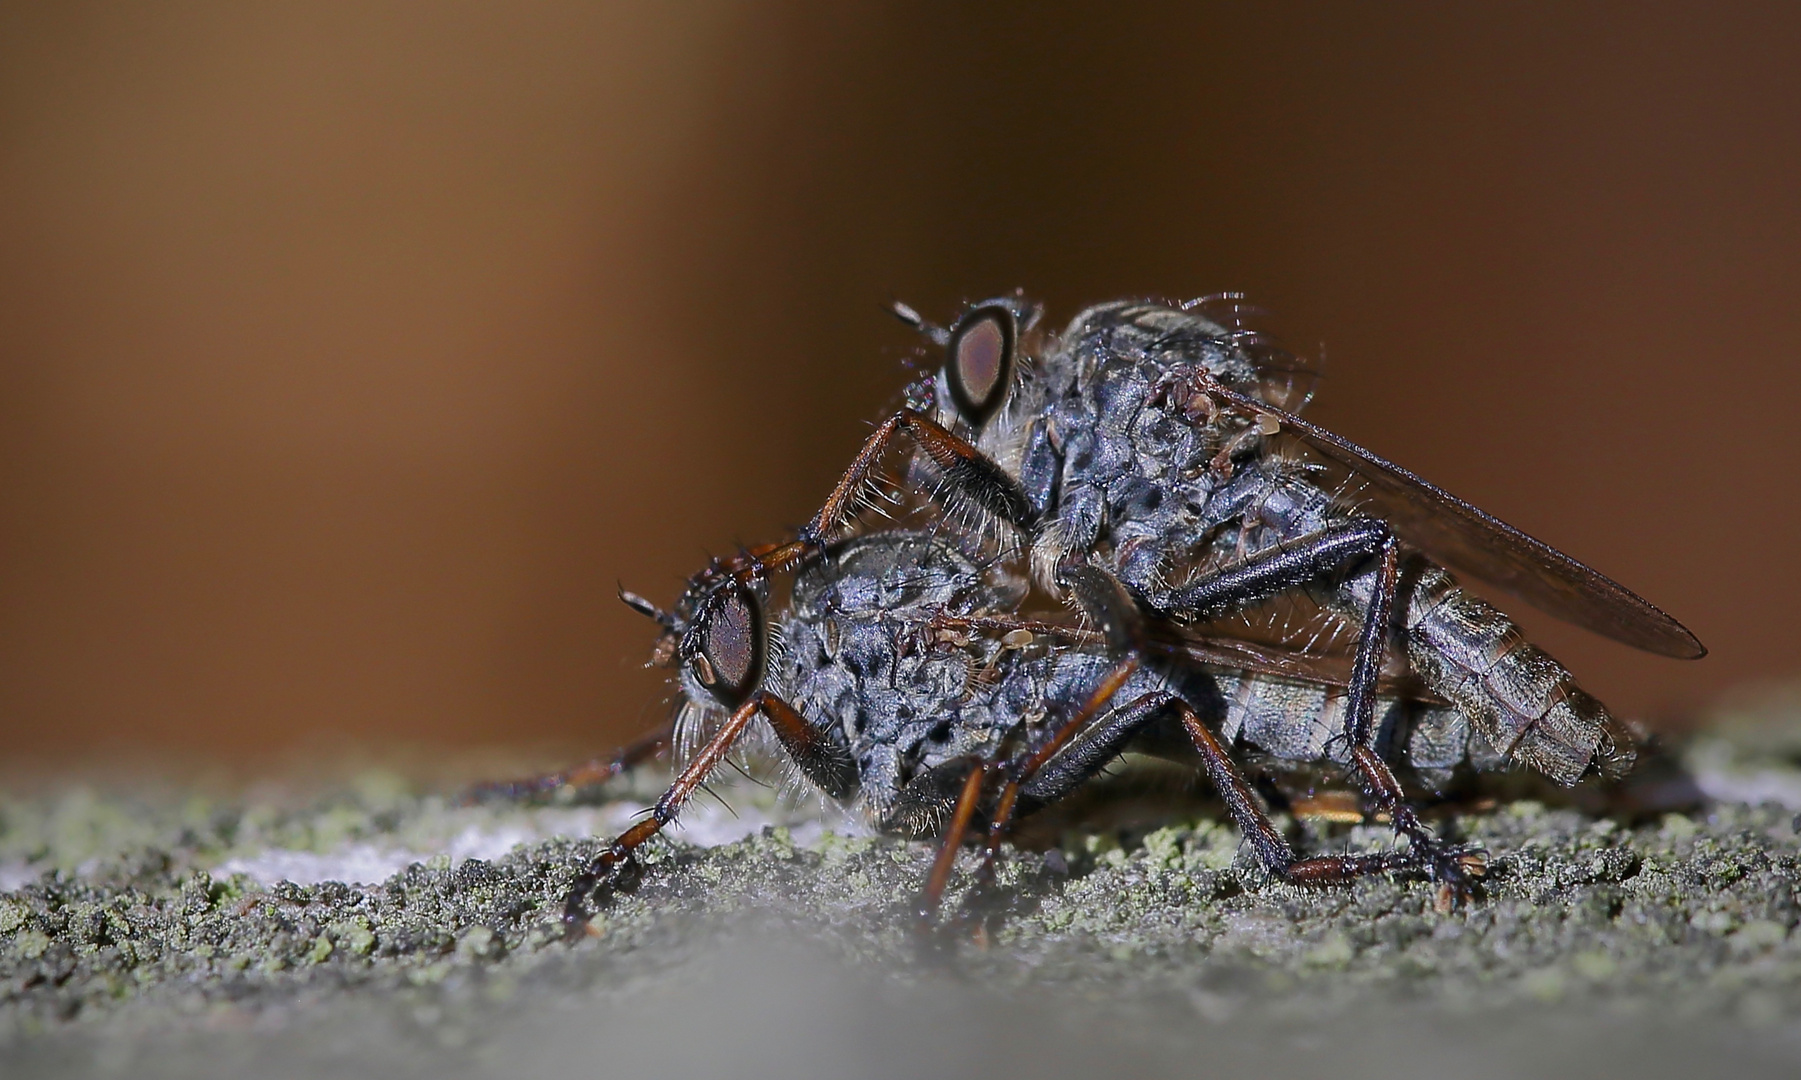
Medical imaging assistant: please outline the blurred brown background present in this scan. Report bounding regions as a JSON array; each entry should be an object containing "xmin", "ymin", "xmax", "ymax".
[{"xmin": 1, "ymin": 3, "xmax": 1797, "ymax": 763}]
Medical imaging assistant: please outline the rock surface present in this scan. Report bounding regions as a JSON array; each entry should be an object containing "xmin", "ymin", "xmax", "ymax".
[{"xmin": 6, "ymin": 704, "xmax": 1801, "ymax": 1078}]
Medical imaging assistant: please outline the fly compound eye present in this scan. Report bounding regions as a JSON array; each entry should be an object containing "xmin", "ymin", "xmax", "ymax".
[
  {"xmin": 945, "ymin": 303, "xmax": 1016, "ymax": 430},
  {"xmin": 689, "ymin": 581, "xmax": 766, "ymax": 709}
]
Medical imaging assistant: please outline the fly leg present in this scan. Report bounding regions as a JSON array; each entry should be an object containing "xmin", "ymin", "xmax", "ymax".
[
  {"xmin": 927, "ymin": 689, "xmax": 1254, "ymax": 940},
  {"xmin": 916, "ymin": 759, "xmax": 998, "ymax": 928},
  {"xmin": 798, "ymin": 408, "xmax": 1037, "ymax": 548},
  {"xmin": 562, "ymin": 691, "xmax": 856, "ymax": 935},
  {"xmin": 463, "ymin": 720, "xmax": 672, "ymax": 804},
  {"xmin": 930, "ymin": 564, "xmax": 1155, "ymax": 927},
  {"xmin": 907, "ymin": 716, "xmax": 1040, "ymax": 930},
  {"xmin": 690, "ymin": 408, "xmax": 1039, "ymax": 591},
  {"xmin": 1012, "ymin": 691, "xmax": 1303, "ymax": 879},
  {"xmin": 926, "ymin": 547, "xmax": 1473, "ymax": 922},
  {"xmin": 970, "ymin": 680, "xmax": 1432, "ymax": 896},
  {"xmin": 951, "ymin": 565, "xmax": 1282, "ymax": 903},
  {"xmin": 1309, "ymin": 534, "xmax": 1485, "ymax": 908},
  {"xmin": 1160, "ymin": 521, "xmax": 1485, "ymax": 905}
]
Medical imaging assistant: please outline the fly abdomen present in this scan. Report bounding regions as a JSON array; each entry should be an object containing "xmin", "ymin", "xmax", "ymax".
[
  {"xmin": 1214, "ymin": 671, "xmax": 1344, "ymax": 761},
  {"xmin": 1398, "ymin": 562, "xmax": 1635, "ymax": 785},
  {"xmin": 1194, "ymin": 465, "xmax": 1635, "ymax": 786},
  {"xmin": 1213, "ymin": 670, "xmax": 1459, "ymax": 773}
]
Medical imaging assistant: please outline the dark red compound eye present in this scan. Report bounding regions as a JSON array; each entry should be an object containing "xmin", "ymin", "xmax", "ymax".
[
  {"xmin": 945, "ymin": 304, "xmax": 1016, "ymax": 430},
  {"xmin": 691, "ymin": 581, "xmax": 766, "ymax": 709}
]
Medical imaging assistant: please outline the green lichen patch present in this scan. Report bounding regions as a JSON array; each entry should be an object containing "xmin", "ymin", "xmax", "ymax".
[{"xmin": 2, "ymin": 732, "xmax": 1801, "ymax": 1074}]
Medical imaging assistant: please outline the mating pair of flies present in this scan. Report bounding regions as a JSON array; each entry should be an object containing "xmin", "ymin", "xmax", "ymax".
[{"xmin": 505, "ymin": 294, "xmax": 1704, "ymax": 929}]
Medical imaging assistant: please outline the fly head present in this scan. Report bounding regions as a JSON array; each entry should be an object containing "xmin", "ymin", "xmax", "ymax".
[
  {"xmin": 893, "ymin": 296, "xmax": 1042, "ymax": 436},
  {"xmin": 681, "ymin": 578, "xmax": 769, "ymax": 711}
]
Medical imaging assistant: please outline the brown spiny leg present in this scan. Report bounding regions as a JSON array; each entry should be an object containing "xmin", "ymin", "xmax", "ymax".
[
  {"xmin": 916, "ymin": 760, "xmax": 994, "ymax": 928},
  {"xmin": 687, "ymin": 538, "xmax": 812, "ymax": 593},
  {"xmin": 787, "ymin": 302, "xmax": 1033, "ymax": 568},
  {"xmin": 912, "ymin": 714, "xmax": 1040, "ymax": 930},
  {"xmin": 968, "ymin": 653, "xmax": 1142, "ymax": 892},
  {"xmin": 936, "ymin": 561, "xmax": 1154, "ymax": 922},
  {"xmin": 758, "ymin": 691, "xmax": 858, "ymax": 799},
  {"xmin": 463, "ymin": 721, "xmax": 672, "ymax": 804},
  {"xmin": 687, "ymin": 407, "xmax": 1036, "ymax": 600},
  {"xmin": 561, "ymin": 690, "xmax": 855, "ymax": 933},
  {"xmin": 912, "ymin": 650, "xmax": 1145, "ymax": 936},
  {"xmin": 932, "ymin": 566, "xmax": 1158, "ymax": 922},
  {"xmin": 800, "ymin": 408, "xmax": 1037, "ymax": 550},
  {"xmin": 699, "ymin": 409, "xmax": 1036, "ymax": 596}
]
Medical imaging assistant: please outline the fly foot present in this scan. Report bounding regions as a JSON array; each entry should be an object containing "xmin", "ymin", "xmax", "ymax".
[
  {"xmin": 560, "ymin": 851, "xmax": 644, "ymax": 939},
  {"xmin": 1421, "ymin": 842, "xmax": 1487, "ymax": 912}
]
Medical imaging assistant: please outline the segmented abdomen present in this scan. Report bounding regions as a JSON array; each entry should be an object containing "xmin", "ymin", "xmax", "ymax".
[
  {"xmin": 1205, "ymin": 466, "xmax": 1633, "ymax": 785},
  {"xmin": 1395, "ymin": 562, "xmax": 1634, "ymax": 785},
  {"xmin": 1210, "ymin": 669, "xmax": 1478, "ymax": 783}
]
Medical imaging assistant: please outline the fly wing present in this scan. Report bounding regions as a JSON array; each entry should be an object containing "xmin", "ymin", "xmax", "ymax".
[
  {"xmin": 1206, "ymin": 382, "xmax": 1705, "ymax": 659},
  {"xmin": 1146, "ymin": 617, "xmax": 1445, "ymax": 703},
  {"xmin": 947, "ymin": 606, "xmax": 1442, "ymax": 701}
]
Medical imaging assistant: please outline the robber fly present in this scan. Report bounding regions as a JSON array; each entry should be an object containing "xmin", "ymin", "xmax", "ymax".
[
  {"xmin": 637, "ymin": 294, "xmax": 1703, "ymax": 909},
  {"xmin": 561, "ymin": 526, "xmax": 1494, "ymax": 929}
]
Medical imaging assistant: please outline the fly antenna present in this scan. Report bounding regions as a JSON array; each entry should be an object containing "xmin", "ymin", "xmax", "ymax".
[
  {"xmin": 888, "ymin": 300, "xmax": 951, "ymax": 347},
  {"xmin": 618, "ymin": 585, "xmax": 676, "ymax": 630}
]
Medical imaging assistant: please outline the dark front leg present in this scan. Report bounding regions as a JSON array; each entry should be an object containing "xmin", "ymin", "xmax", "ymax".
[
  {"xmin": 1124, "ymin": 534, "xmax": 1484, "ymax": 902},
  {"xmin": 1163, "ymin": 525, "xmax": 1483, "ymax": 903},
  {"xmin": 1162, "ymin": 518, "xmax": 1390, "ymax": 618}
]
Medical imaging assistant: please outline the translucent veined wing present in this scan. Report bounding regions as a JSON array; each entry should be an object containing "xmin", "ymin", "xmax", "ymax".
[
  {"xmin": 1203, "ymin": 380, "xmax": 1705, "ymax": 659},
  {"xmin": 937, "ymin": 611, "xmax": 1441, "ymax": 702},
  {"xmin": 1146, "ymin": 611, "xmax": 1445, "ymax": 704}
]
